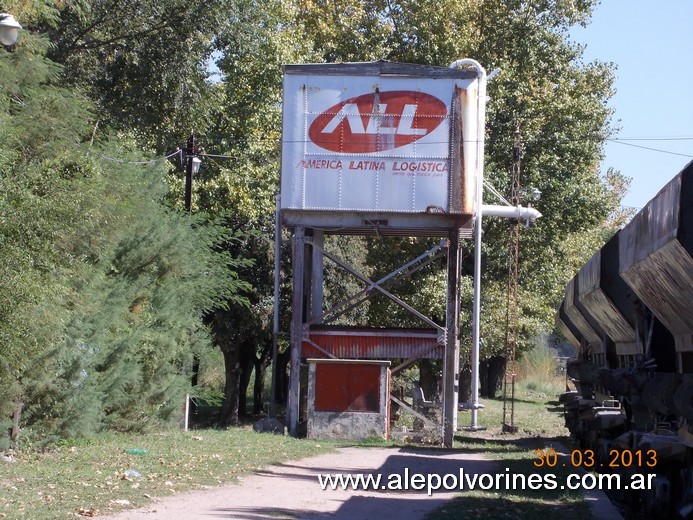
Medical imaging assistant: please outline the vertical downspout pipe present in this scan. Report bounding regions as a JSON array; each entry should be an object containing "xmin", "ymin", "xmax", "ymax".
[{"xmin": 449, "ymin": 59, "xmax": 487, "ymax": 430}]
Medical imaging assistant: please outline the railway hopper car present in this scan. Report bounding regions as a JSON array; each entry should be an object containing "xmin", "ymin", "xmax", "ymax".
[{"xmin": 557, "ymin": 160, "xmax": 693, "ymax": 518}]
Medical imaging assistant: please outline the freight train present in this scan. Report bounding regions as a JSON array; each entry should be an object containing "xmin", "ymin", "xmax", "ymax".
[{"xmin": 556, "ymin": 160, "xmax": 693, "ymax": 518}]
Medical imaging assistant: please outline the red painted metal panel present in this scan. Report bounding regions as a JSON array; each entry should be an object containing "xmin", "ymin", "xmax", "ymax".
[
  {"xmin": 314, "ymin": 364, "xmax": 381, "ymax": 412},
  {"xmin": 302, "ymin": 327, "xmax": 442, "ymax": 359}
]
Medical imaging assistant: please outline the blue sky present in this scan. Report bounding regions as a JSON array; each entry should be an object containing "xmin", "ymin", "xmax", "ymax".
[{"xmin": 571, "ymin": 1, "xmax": 693, "ymax": 209}]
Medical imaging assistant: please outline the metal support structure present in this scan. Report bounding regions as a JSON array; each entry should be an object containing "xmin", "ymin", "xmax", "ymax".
[
  {"xmin": 391, "ymin": 395, "xmax": 437, "ymax": 429},
  {"xmin": 310, "ymin": 230, "xmax": 324, "ymax": 321},
  {"xmin": 285, "ymin": 230, "xmax": 459, "ymax": 442},
  {"xmin": 443, "ymin": 229, "xmax": 462, "ymax": 447},
  {"xmin": 315, "ymin": 246, "xmax": 444, "ymax": 332},
  {"xmin": 276, "ymin": 60, "xmax": 546, "ymax": 442},
  {"xmin": 288, "ymin": 226, "xmax": 306, "ymax": 437},
  {"xmin": 270, "ymin": 194, "xmax": 281, "ymax": 418},
  {"xmin": 309, "ymin": 241, "xmax": 447, "ymax": 326}
]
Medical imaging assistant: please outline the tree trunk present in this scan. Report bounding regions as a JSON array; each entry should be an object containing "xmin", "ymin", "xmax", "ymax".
[
  {"xmin": 10, "ymin": 393, "xmax": 24, "ymax": 442},
  {"xmin": 480, "ymin": 356, "xmax": 505, "ymax": 398},
  {"xmin": 189, "ymin": 355, "xmax": 200, "ymax": 418},
  {"xmin": 210, "ymin": 309, "xmax": 242, "ymax": 427},
  {"xmin": 458, "ymin": 363, "xmax": 472, "ymax": 404},
  {"xmin": 238, "ymin": 341, "xmax": 255, "ymax": 418},
  {"xmin": 220, "ymin": 345, "xmax": 241, "ymax": 426},
  {"xmin": 253, "ymin": 341, "xmax": 272, "ymax": 414},
  {"xmin": 419, "ymin": 360, "xmax": 441, "ymax": 402}
]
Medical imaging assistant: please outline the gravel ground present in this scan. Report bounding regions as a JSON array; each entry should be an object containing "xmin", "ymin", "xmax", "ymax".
[
  {"xmin": 106, "ymin": 446, "xmax": 497, "ymax": 520},
  {"xmin": 106, "ymin": 444, "xmax": 622, "ymax": 520}
]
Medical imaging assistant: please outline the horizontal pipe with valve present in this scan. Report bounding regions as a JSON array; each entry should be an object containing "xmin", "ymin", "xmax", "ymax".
[{"xmin": 482, "ymin": 204, "xmax": 542, "ymax": 222}]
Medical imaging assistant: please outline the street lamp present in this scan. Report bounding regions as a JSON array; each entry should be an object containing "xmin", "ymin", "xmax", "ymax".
[
  {"xmin": 0, "ymin": 13, "xmax": 21, "ymax": 47},
  {"xmin": 525, "ymin": 187, "xmax": 541, "ymax": 202},
  {"xmin": 191, "ymin": 156, "xmax": 201, "ymax": 174}
]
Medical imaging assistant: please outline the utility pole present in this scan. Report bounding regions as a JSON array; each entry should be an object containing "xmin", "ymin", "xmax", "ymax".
[
  {"xmin": 185, "ymin": 131, "xmax": 196, "ymax": 212},
  {"xmin": 184, "ymin": 130, "xmax": 200, "ymax": 422}
]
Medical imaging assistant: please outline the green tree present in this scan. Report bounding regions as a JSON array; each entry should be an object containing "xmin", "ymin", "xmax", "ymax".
[
  {"xmin": 33, "ymin": 0, "xmax": 234, "ymax": 151},
  {"xmin": 6, "ymin": 0, "xmax": 264, "ymax": 430},
  {"xmin": 5, "ymin": 0, "xmax": 629, "ymax": 426},
  {"xmin": 0, "ymin": 28, "xmax": 94, "ymax": 444},
  {"xmin": 50, "ymin": 148, "xmax": 249, "ymax": 438},
  {"xmin": 185, "ymin": 0, "xmax": 315, "ymax": 425},
  {"xmin": 0, "ymin": 21, "xmax": 247, "ymax": 443}
]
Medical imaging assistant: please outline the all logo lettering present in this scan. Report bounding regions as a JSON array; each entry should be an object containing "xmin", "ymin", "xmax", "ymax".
[{"xmin": 308, "ymin": 91, "xmax": 447, "ymax": 153}]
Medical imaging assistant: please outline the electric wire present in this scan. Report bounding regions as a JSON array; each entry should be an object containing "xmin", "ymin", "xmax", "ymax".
[
  {"xmin": 606, "ymin": 139, "xmax": 693, "ymax": 158},
  {"xmin": 84, "ymin": 135, "xmax": 693, "ymax": 166}
]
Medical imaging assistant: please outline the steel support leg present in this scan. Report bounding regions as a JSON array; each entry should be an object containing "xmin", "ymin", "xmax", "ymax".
[
  {"xmin": 443, "ymin": 230, "xmax": 461, "ymax": 447},
  {"xmin": 288, "ymin": 226, "xmax": 306, "ymax": 436}
]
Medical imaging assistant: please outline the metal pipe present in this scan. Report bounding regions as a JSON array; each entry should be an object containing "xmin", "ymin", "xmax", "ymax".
[
  {"xmin": 482, "ymin": 204, "xmax": 542, "ymax": 221},
  {"xmin": 443, "ymin": 229, "xmax": 461, "ymax": 446},
  {"xmin": 450, "ymin": 58, "xmax": 487, "ymax": 430}
]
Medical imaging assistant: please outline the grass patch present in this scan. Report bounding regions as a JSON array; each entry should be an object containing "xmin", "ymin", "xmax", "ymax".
[
  {"xmin": 434, "ymin": 381, "xmax": 592, "ymax": 520},
  {"xmin": 0, "ymin": 427, "xmax": 333, "ymax": 519},
  {"xmin": 457, "ymin": 386, "xmax": 567, "ymax": 440}
]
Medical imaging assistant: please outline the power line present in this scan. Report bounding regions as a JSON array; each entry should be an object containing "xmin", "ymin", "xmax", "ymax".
[
  {"xmin": 87, "ymin": 148, "xmax": 182, "ymax": 165},
  {"xmin": 606, "ymin": 139, "xmax": 693, "ymax": 158},
  {"xmin": 611, "ymin": 136, "xmax": 693, "ymax": 141},
  {"xmin": 85, "ymin": 134, "xmax": 693, "ymax": 166}
]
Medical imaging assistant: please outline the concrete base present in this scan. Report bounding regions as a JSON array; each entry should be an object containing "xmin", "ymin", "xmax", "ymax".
[{"xmin": 308, "ymin": 411, "xmax": 387, "ymax": 440}]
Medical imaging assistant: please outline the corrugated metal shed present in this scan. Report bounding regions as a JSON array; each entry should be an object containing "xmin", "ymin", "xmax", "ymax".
[{"xmin": 301, "ymin": 327, "xmax": 443, "ymax": 360}]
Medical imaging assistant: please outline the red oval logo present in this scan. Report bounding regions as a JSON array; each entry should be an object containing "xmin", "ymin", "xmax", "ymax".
[{"xmin": 308, "ymin": 91, "xmax": 447, "ymax": 153}]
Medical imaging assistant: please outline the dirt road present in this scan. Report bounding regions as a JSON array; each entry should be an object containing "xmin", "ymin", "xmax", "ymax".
[{"xmin": 106, "ymin": 446, "xmax": 496, "ymax": 520}]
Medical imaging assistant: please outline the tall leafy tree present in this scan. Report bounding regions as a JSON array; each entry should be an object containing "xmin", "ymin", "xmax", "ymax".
[
  {"xmin": 194, "ymin": 0, "xmax": 315, "ymax": 425},
  {"xmin": 0, "ymin": 13, "xmax": 247, "ymax": 443},
  {"xmin": 34, "ymin": 0, "xmax": 234, "ymax": 151},
  {"xmin": 0, "ymin": 26, "xmax": 94, "ymax": 443}
]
